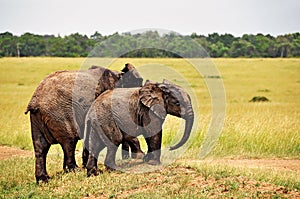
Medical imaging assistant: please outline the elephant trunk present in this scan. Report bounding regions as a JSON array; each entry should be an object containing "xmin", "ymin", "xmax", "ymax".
[{"xmin": 169, "ymin": 107, "xmax": 194, "ymax": 151}]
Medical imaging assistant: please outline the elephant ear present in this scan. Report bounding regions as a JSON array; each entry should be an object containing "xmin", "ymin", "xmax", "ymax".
[
  {"xmin": 121, "ymin": 63, "xmax": 135, "ymax": 72},
  {"xmin": 95, "ymin": 69, "xmax": 118, "ymax": 98},
  {"xmin": 117, "ymin": 63, "xmax": 143, "ymax": 88},
  {"xmin": 139, "ymin": 83, "xmax": 167, "ymax": 120},
  {"xmin": 103, "ymin": 69, "xmax": 119, "ymax": 89}
]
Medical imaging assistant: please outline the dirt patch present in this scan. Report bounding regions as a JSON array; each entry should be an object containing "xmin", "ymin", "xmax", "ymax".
[{"xmin": 0, "ymin": 145, "xmax": 33, "ymax": 160}]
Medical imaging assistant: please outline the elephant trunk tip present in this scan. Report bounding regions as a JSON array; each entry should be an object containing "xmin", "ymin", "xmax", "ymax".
[
  {"xmin": 169, "ymin": 141, "xmax": 186, "ymax": 151},
  {"xmin": 169, "ymin": 145, "xmax": 178, "ymax": 151}
]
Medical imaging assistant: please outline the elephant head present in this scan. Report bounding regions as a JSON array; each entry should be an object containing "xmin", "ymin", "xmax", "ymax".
[
  {"xmin": 139, "ymin": 80, "xmax": 194, "ymax": 150},
  {"xmin": 94, "ymin": 63, "xmax": 143, "ymax": 98},
  {"xmin": 116, "ymin": 63, "xmax": 143, "ymax": 88}
]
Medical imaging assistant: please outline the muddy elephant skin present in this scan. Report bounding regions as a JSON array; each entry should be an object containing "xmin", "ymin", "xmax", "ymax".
[
  {"xmin": 25, "ymin": 64, "xmax": 143, "ymax": 183},
  {"xmin": 85, "ymin": 80, "xmax": 194, "ymax": 176}
]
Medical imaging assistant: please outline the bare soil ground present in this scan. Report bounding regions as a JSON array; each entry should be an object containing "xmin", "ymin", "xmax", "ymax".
[{"xmin": 0, "ymin": 145, "xmax": 33, "ymax": 160}]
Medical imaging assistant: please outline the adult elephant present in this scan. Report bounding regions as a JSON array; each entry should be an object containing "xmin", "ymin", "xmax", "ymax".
[
  {"xmin": 85, "ymin": 80, "xmax": 194, "ymax": 176},
  {"xmin": 25, "ymin": 63, "xmax": 143, "ymax": 183}
]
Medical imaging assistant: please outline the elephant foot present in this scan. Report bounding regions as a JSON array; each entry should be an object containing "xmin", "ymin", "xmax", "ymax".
[
  {"xmin": 87, "ymin": 167, "xmax": 102, "ymax": 177},
  {"xmin": 122, "ymin": 154, "xmax": 130, "ymax": 160},
  {"xmin": 143, "ymin": 153, "xmax": 153, "ymax": 162},
  {"xmin": 132, "ymin": 152, "xmax": 145, "ymax": 159},
  {"xmin": 143, "ymin": 153, "xmax": 160, "ymax": 165},
  {"xmin": 105, "ymin": 165, "xmax": 117, "ymax": 172},
  {"xmin": 147, "ymin": 159, "xmax": 161, "ymax": 165},
  {"xmin": 36, "ymin": 174, "xmax": 50, "ymax": 184},
  {"xmin": 64, "ymin": 164, "xmax": 79, "ymax": 173}
]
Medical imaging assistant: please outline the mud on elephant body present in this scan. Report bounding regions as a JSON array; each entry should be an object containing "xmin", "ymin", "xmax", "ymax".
[
  {"xmin": 25, "ymin": 64, "xmax": 143, "ymax": 183},
  {"xmin": 85, "ymin": 80, "xmax": 194, "ymax": 176}
]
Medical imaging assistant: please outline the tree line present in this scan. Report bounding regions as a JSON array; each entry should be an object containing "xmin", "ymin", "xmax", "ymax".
[{"xmin": 0, "ymin": 31, "xmax": 299, "ymax": 58}]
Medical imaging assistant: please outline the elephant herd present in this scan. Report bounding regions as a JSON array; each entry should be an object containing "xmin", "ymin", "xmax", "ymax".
[{"xmin": 25, "ymin": 63, "xmax": 194, "ymax": 183}]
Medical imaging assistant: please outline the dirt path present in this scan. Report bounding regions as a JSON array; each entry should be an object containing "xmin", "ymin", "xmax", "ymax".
[
  {"xmin": 0, "ymin": 145, "xmax": 33, "ymax": 160},
  {"xmin": 0, "ymin": 145, "xmax": 299, "ymax": 172}
]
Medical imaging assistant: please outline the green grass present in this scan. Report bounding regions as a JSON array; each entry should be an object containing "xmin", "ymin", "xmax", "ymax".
[
  {"xmin": 1, "ymin": 58, "xmax": 299, "ymax": 157},
  {"xmin": 0, "ymin": 57, "xmax": 299, "ymax": 198},
  {"xmin": 0, "ymin": 155, "xmax": 299, "ymax": 198}
]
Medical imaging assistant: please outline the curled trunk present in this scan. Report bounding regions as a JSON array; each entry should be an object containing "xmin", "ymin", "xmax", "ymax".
[{"xmin": 169, "ymin": 112, "xmax": 194, "ymax": 151}]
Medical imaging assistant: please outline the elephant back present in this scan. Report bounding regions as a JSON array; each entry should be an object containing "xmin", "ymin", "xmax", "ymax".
[{"xmin": 25, "ymin": 70, "xmax": 101, "ymax": 140}]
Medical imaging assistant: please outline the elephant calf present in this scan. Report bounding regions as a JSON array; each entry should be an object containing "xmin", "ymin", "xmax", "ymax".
[{"xmin": 85, "ymin": 80, "xmax": 194, "ymax": 176}]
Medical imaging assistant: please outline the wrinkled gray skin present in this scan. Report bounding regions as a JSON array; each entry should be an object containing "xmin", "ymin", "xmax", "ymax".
[
  {"xmin": 25, "ymin": 64, "xmax": 143, "ymax": 183},
  {"xmin": 85, "ymin": 80, "xmax": 194, "ymax": 176}
]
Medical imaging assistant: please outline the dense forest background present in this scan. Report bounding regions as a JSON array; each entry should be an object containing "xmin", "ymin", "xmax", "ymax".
[{"xmin": 0, "ymin": 31, "xmax": 299, "ymax": 58}]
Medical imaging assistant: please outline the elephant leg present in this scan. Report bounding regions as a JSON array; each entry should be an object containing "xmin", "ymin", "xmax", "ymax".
[
  {"xmin": 82, "ymin": 147, "xmax": 89, "ymax": 168},
  {"xmin": 61, "ymin": 138, "xmax": 78, "ymax": 172},
  {"xmin": 34, "ymin": 141, "xmax": 51, "ymax": 183},
  {"xmin": 82, "ymin": 121, "xmax": 90, "ymax": 168},
  {"xmin": 144, "ymin": 131, "xmax": 162, "ymax": 165},
  {"xmin": 128, "ymin": 138, "xmax": 145, "ymax": 159},
  {"xmin": 30, "ymin": 114, "xmax": 51, "ymax": 183},
  {"xmin": 86, "ymin": 144, "xmax": 105, "ymax": 177},
  {"xmin": 86, "ymin": 132, "xmax": 105, "ymax": 177},
  {"xmin": 121, "ymin": 141, "xmax": 130, "ymax": 159},
  {"xmin": 104, "ymin": 145, "xmax": 118, "ymax": 171},
  {"xmin": 122, "ymin": 133, "xmax": 144, "ymax": 159}
]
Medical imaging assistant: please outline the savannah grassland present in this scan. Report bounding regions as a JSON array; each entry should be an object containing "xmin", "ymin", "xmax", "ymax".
[{"xmin": 0, "ymin": 58, "xmax": 299, "ymax": 198}]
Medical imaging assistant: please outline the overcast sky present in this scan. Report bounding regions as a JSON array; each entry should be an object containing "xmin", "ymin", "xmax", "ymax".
[{"xmin": 0, "ymin": 0, "xmax": 299, "ymax": 36}]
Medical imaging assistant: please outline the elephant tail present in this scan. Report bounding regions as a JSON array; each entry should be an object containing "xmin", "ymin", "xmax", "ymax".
[
  {"xmin": 25, "ymin": 95, "xmax": 40, "ymax": 115},
  {"xmin": 24, "ymin": 103, "xmax": 39, "ymax": 115},
  {"xmin": 83, "ymin": 118, "xmax": 91, "ymax": 151}
]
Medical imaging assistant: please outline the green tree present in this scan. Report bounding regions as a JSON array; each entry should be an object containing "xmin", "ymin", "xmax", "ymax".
[
  {"xmin": 229, "ymin": 39, "xmax": 257, "ymax": 57},
  {"xmin": 45, "ymin": 35, "xmax": 67, "ymax": 56},
  {"xmin": 290, "ymin": 33, "xmax": 300, "ymax": 57},
  {"xmin": 275, "ymin": 35, "xmax": 292, "ymax": 57},
  {"xmin": 18, "ymin": 33, "xmax": 46, "ymax": 56},
  {"xmin": 0, "ymin": 32, "xmax": 19, "ymax": 57},
  {"xmin": 209, "ymin": 41, "xmax": 229, "ymax": 57},
  {"xmin": 219, "ymin": 33, "xmax": 235, "ymax": 48}
]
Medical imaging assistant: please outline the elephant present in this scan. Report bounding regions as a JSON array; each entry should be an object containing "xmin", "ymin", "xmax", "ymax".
[
  {"xmin": 84, "ymin": 79, "xmax": 194, "ymax": 176},
  {"xmin": 25, "ymin": 63, "xmax": 144, "ymax": 183}
]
